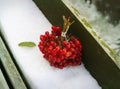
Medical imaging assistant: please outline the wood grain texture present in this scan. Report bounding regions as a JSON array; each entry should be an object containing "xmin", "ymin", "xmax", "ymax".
[
  {"xmin": 0, "ymin": 69, "xmax": 9, "ymax": 89},
  {"xmin": 0, "ymin": 37, "xmax": 27, "ymax": 89}
]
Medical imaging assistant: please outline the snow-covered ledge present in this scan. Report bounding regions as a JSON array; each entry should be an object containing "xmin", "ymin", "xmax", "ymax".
[{"xmin": 0, "ymin": 0, "xmax": 101, "ymax": 89}]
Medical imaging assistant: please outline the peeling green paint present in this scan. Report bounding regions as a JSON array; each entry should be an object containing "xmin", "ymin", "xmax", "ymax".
[
  {"xmin": 91, "ymin": 30, "xmax": 97, "ymax": 37},
  {"xmin": 81, "ymin": 18, "xmax": 92, "ymax": 29},
  {"xmin": 71, "ymin": 6, "xmax": 81, "ymax": 17}
]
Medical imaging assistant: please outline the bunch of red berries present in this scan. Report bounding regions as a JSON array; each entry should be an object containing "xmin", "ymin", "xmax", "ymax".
[{"xmin": 38, "ymin": 16, "xmax": 82, "ymax": 69}]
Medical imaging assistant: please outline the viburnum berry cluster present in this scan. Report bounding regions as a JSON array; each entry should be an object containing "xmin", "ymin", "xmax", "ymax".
[{"xmin": 38, "ymin": 16, "xmax": 82, "ymax": 69}]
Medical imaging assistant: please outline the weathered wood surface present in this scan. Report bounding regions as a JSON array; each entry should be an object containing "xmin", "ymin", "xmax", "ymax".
[
  {"xmin": 0, "ymin": 69, "xmax": 9, "ymax": 89},
  {"xmin": 0, "ymin": 36, "xmax": 27, "ymax": 89}
]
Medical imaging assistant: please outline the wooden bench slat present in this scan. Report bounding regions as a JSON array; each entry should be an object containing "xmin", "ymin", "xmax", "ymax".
[
  {"xmin": 0, "ymin": 69, "xmax": 9, "ymax": 89},
  {"xmin": 0, "ymin": 37, "xmax": 27, "ymax": 89}
]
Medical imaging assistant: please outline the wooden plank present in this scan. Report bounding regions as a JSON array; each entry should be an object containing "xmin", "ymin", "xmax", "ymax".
[
  {"xmin": 0, "ymin": 69, "xmax": 9, "ymax": 89},
  {"xmin": 0, "ymin": 37, "xmax": 27, "ymax": 89},
  {"xmin": 33, "ymin": 0, "xmax": 120, "ymax": 89}
]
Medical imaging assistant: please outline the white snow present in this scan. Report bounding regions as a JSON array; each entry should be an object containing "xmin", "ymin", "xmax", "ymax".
[{"xmin": 0, "ymin": 0, "xmax": 101, "ymax": 89}]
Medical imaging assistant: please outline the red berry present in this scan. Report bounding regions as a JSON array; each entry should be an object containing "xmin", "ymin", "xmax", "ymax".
[
  {"xmin": 62, "ymin": 48, "xmax": 67, "ymax": 55},
  {"xmin": 66, "ymin": 51, "xmax": 72, "ymax": 57},
  {"xmin": 38, "ymin": 25, "xmax": 82, "ymax": 69},
  {"xmin": 51, "ymin": 26, "xmax": 61, "ymax": 36},
  {"xmin": 40, "ymin": 35, "xmax": 44, "ymax": 41},
  {"xmin": 45, "ymin": 31, "xmax": 49, "ymax": 36}
]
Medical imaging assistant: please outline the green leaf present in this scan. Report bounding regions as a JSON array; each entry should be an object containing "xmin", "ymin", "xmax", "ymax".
[{"xmin": 18, "ymin": 42, "xmax": 36, "ymax": 47}]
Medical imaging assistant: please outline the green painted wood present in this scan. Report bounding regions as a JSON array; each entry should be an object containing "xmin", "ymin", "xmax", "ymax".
[
  {"xmin": 33, "ymin": 0, "xmax": 120, "ymax": 89},
  {"xmin": 62, "ymin": 0, "xmax": 120, "ymax": 69},
  {"xmin": 0, "ymin": 69, "xmax": 9, "ymax": 89},
  {"xmin": 0, "ymin": 37, "xmax": 27, "ymax": 89}
]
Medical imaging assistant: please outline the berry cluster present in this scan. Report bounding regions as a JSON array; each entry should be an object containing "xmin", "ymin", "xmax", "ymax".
[{"xmin": 38, "ymin": 16, "xmax": 82, "ymax": 69}]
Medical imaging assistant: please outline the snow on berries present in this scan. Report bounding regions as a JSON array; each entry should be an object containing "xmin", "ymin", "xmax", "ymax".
[{"xmin": 38, "ymin": 16, "xmax": 82, "ymax": 69}]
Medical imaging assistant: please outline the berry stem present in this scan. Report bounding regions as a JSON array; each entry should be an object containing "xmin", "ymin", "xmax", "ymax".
[{"xmin": 62, "ymin": 15, "xmax": 74, "ymax": 39}]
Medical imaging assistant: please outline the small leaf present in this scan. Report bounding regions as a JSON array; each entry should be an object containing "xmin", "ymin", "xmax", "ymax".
[{"xmin": 18, "ymin": 42, "xmax": 36, "ymax": 47}]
